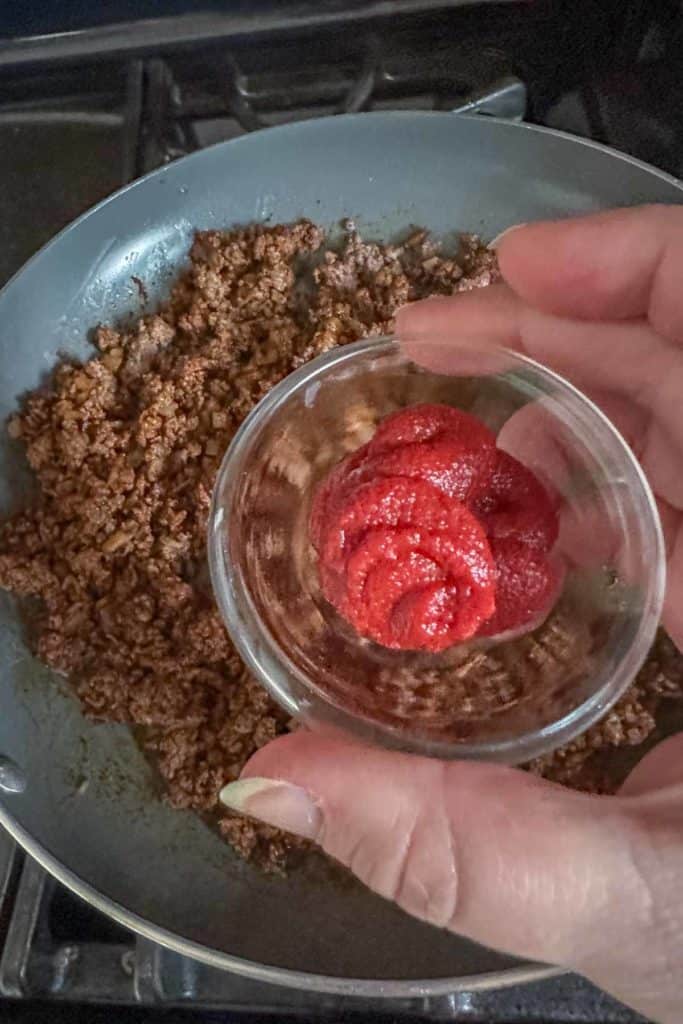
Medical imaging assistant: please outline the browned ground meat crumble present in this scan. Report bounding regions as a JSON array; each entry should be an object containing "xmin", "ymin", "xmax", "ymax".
[{"xmin": 0, "ymin": 220, "xmax": 681, "ymax": 871}]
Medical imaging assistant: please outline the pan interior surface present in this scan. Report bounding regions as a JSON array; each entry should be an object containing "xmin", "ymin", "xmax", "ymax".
[{"xmin": 0, "ymin": 113, "xmax": 680, "ymax": 991}]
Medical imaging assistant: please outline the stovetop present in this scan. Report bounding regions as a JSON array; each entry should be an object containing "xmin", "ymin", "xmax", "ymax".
[{"xmin": 0, "ymin": 2, "xmax": 681, "ymax": 1020}]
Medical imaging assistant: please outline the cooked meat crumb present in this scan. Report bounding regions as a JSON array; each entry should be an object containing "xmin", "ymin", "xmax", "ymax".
[
  {"xmin": 529, "ymin": 631, "xmax": 683, "ymax": 792},
  {"xmin": 0, "ymin": 220, "xmax": 680, "ymax": 869}
]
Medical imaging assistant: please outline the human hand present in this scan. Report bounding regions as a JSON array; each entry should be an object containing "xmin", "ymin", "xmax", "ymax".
[
  {"xmin": 221, "ymin": 207, "xmax": 683, "ymax": 1024},
  {"xmin": 400, "ymin": 205, "xmax": 683, "ymax": 651}
]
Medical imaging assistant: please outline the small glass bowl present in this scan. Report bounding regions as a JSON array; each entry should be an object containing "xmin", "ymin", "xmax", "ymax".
[{"xmin": 208, "ymin": 336, "xmax": 665, "ymax": 764}]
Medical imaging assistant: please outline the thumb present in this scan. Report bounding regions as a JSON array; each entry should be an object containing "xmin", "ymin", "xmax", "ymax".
[
  {"xmin": 221, "ymin": 732, "xmax": 683, "ymax": 1021},
  {"xmin": 220, "ymin": 733, "xmax": 650, "ymax": 967}
]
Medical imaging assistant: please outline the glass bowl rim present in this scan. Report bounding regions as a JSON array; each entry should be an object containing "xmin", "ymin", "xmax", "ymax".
[{"xmin": 208, "ymin": 335, "xmax": 666, "ymax": 763}]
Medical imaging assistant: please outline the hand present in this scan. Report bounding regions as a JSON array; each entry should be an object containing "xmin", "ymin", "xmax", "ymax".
[
  {"xmin": 401, "ymin": 205, "xmax": 683, "ymax": 649},
  {"xmin": 221, "ymin": 207, "xmax": 683, "ymax": 1024}
]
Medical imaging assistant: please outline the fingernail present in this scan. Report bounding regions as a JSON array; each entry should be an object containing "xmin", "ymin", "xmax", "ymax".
[
  {"xmin": 488, "ymin": 223, "xmax": 527, "ymax": 249},
  {"xmin": 219, "ymin": 777, "xmax": 322, "ymax": 840}
]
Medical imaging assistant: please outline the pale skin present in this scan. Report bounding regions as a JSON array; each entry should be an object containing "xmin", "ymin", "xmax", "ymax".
[{"xmin": 221, "ymin": 206, "xmax": 683, "ymax": 1024}]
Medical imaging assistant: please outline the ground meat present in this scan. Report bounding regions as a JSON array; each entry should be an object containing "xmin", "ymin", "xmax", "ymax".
[
  {"xmin": 0, "ymin": 219, "xmax": 680, "ymax": 870},
  {"xmin": 0, "ymin": 222, "xmax": 500, "ymax": 869},
  {"xmin": 529, "ymin": 631, "xmax": 683, "ymax": 792}
]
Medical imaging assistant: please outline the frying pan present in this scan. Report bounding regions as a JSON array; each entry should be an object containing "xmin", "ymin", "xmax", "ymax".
[{"xmin": 0, "ymin": 112, "xmax": 681, "ymax": 997}]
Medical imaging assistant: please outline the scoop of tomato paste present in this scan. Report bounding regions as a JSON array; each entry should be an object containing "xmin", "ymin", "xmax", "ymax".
[
  {"xmin": 476, "ymin": 539, "xmax": 563, "ymax": 639},
  {"xmin": 310, "ymin": 403, "xmax": 561, "ymax": 652},
  {"xmin": 319, "ymin": 476, "xmax": 496, "ymax": 650}
]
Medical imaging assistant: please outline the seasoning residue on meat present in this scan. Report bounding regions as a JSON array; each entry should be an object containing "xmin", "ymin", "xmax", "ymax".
[{"xmin": 0, "ymin": 221, "xmax": 680, "ymax": 869}]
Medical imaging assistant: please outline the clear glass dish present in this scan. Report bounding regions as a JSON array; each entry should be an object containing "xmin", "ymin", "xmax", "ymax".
[{"xmin": 208, "ymin": 336, "xmax": 665, "ymax": 764}]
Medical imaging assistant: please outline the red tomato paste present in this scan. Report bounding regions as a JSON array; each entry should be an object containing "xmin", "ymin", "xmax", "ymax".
[{"xmin": 310, "ymin": 404, "xmax": 560, "ymax": 652}]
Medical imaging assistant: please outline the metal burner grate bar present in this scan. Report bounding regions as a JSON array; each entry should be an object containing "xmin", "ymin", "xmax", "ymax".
[
  {"xmin": 0, "ymin": 854, "xmax": 49, "ymax": 997},
  {"xmin": 0, "ymin": 829, "xmax": 17, "ymax": 912}
]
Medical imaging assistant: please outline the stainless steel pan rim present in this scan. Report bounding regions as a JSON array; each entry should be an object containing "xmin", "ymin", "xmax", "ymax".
[
  {"xmin": 0, "ymin": 785, "xmax": 563, "ymax": 997},
  {"xmin": 1, "ymin": 792, "xmax": 567, "ymax": 996},
  {"xmin": 0, "ymin": 111, "xmax": 680, "ymax": 996}
]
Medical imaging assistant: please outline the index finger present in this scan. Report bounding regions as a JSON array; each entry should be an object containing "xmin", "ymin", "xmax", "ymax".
[
  {"xmin": 395, "ymin": 282, "xmax": 678, "ymax": 411},
  {"xmin": 496, "ymin": 205, "xmax": 683, "ymax": 342}
]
